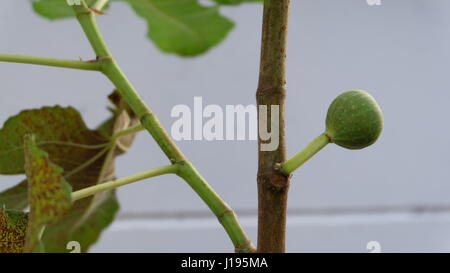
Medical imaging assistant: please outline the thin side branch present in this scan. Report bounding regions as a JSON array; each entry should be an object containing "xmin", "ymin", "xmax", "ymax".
[
  {"xmin": 0, "ymin": 54, "xmax": 101, "ymax": 71},
  {"xmin": 72, "ymin": 164, "xmax": 178, "ymax": 201}
]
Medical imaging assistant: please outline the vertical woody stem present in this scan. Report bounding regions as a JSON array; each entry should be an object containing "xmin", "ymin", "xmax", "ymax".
[{"xmin": 256, "ymin": 0, "xmax": 291, "ymax": 253}]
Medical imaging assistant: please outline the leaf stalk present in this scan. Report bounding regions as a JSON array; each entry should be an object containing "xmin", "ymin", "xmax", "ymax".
[
  {"xmin": 72, "ymin": 164, "xmax": 178, "ymax": 201},
  {"xmin": 280, "ymin": 133, "xmax": 330, "ymax": 175},
  {"xmin": 0, "ymin": 54, "xmax": 101, "ymax": 71}
]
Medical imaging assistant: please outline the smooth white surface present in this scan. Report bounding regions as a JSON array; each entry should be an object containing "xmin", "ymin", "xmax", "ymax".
[{"xmin": 92, "ymin": 209, "xmax": 450, "ymax": 253}]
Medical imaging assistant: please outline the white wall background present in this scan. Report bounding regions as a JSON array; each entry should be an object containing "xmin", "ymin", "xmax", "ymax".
[{"xmin": 1, "ymin": 0, "xmax": 450, "ymax": 252}]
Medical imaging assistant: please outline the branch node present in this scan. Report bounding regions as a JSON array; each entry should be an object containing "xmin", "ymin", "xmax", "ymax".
[
  {"xmin": 217, "ymin": 208, "xmax": 234, "ymax": 221},
  {"xmin": 256, "ymin": 85, "xmax": 285, "ymax": 94},
  {"xmin": 256, "ymin": 85, "xmax": 286, "ymax": 101},
  {"xmin": 139, "ymin": 112, "xmax": 154, "ymax": 122},
  {"xmin": 235, "ymin": 243, "xmax": 257, "ymax": 253}
]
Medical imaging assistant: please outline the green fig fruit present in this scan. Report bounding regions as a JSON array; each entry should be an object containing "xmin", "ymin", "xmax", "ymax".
[{"xmin": 325, "ymin": 90, "xmax": 383, "ymax": 150}]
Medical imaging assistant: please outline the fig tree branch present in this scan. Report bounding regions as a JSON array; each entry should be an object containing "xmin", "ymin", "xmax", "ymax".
[{"xmin": 73, "ymin": 1, "xmax": 255, "ymax": 253}]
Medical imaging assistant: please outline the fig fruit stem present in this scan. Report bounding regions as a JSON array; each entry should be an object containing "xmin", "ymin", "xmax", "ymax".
[
  {"xmin": 72, "ymin": 164, "xmax": 178, "ymax": 201},
  {"xmin": 0, "ymin": 54, "xmax": 102, "ymax": 71},
  {"xmin": 72, "ymin": 1, "xmax": 255, "ymax": 253},
  {"xmin": 280, "ymin": 133, "xmax": 330, "ymax": 175}
]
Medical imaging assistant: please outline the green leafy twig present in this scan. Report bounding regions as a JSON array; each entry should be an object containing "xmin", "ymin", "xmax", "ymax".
[{"xmin": 72, "ymin": 1, "xmax": 255, "ymax": 253}]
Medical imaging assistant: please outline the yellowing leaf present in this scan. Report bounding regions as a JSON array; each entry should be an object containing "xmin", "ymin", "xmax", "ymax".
[
  {"xmin": 0, "ymin": 106, "xmax": 108, "ymax": 175},
  {"xmin": 0, "ymin": 209, "xmax": 28, "ymax": 253},
  {"xmin": 42, "ymin": 93, "xmax": 138, "ymax": 252},
  {"xmin": 0, "ymin": 92, "xmax": 139, "ymax": 252},
  {"xmin": 23, "ymin": 135, "xmax": 73, "ymax": 253}
]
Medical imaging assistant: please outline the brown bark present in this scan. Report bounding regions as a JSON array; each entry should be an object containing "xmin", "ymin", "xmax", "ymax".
[{"xmin": 256, "ymin": 0, "xmax": 291, "ymax": 253}]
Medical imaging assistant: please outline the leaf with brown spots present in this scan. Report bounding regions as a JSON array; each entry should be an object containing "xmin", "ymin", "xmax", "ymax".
[
  {"xmin": 42, "ymin": 92, "xmax": 139, "ymax": 252},
  {"xmin": 0, "ymin": 209, "xmax": 27, "ymax": 253},
  {"xmin": 0, "ymin": 91, "xmax": 139, "ymax": 252},
  {"xmin": 0, "ymin": 105, "xmax": 108, "ymax": 175},
  {"xmin": 0, "ymin": 181, "xmax": 28, "ymax": 210},
  {"xmin": 23, "ymin": 135, "xmax": 73, "ymax": 253}
]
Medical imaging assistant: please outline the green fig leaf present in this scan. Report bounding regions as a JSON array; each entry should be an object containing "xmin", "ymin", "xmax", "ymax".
[
  {"xmin": 0, "ymin": 181, "xmax": 28, "ymax": 211},
  {"xmin": 125, "ymin": 0, "xmax": 234, "ymax": 56},
  {"xmin": 32, "ymin": 0, "xmax": 235, "ymax": 56},
  {"xmin": 23, "ymin": 135, "xmax": 73, "ymax": 253},
  {"xmin": 0, "ymin": 209, "xmax": 28, "ymax": 253},
  {"xmin": 32, "ymin": 0, "xmax": 108, "ymax": 20}
]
